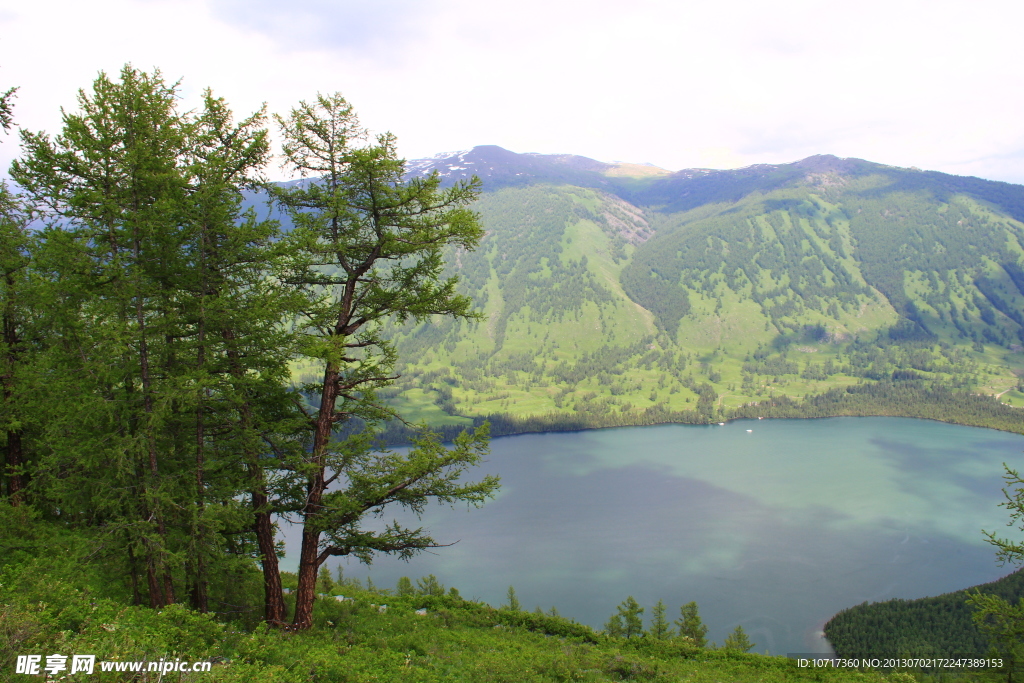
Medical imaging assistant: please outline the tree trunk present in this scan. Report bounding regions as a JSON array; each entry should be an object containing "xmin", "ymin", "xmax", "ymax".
[
  {"xmin": 191, "ymin": 423, "xmax": 209, "ymax": 613},
  {"xmin": 192, "ymin": 308, "xmax": 209, "ymax": 613},
  {"xmin": 146, "ymin": 547, "xmax": 163, "ymax": 609},
  {"xmin": 291, "ymin": 528, "xmax": 323, "ymax": 629},
  {"xmin": 127, "ymin": 542, "xmax": 142, "ymax": 606},
  {"xmin": 290, "ymin": 363, "xmax": 339, "ymax": 630},
  {"xmin": 3, "ymin": 428, "xmax": 22, "ymax": 506},
  {"xmin": 133, "ymin": 226, "xmax": 175, "ymax": 608},
  {"xmin": 224, "ymin": 326, "xmax": 286, "ymax": 625},
  {"xmin": 3, "ymin": 274, "xmax": 23, "ymax": 507},
  {"xmin": 253, "ymin": 487, "xmax": 286, "ymax": 624}
]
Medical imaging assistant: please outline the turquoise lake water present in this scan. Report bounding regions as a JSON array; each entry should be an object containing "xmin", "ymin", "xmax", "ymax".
[{"xmin": 281, "ymin": 416, "xmax": 1024, "ymax": 655}]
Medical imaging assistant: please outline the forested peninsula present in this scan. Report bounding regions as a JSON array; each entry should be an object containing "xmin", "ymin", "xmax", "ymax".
[{"xmin": 826, "ymin": 568, "xmax": 1024, "ymax": 664}]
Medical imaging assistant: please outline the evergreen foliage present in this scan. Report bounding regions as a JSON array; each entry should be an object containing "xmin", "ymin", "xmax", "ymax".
[
  {"xmin": 675, "ymin": 601, "xmax": 709, "ymax": 648},
  {"xmin": 724, "ymin": 624, "xmax": 755, "ymax": 652},
  {"xmin": 10, "ymin": 66, "xmax": 292, "ymax": 615},
  {"xmin": 268, "ymin": 92, "xmax": 499, "ymax": 629},
  {"xmin": 504, "ymin": 585, "xmax": 522, "ymax": 611},
  {"xmin": 605, "ymin": 596, "xmax": 645, "ymax": 638},
  {"xmin": 3, "ymin": 67, "xmax": 498, "ymax": 633},
  {"xmin": 395, "ymin": 576, "xmax": 415, "ymax": 597},
  {"xmin": 966, "ymin": 465, "xmax": 1024, "ymax": 679},
  {"xmin": 415, "ymin": 574, "xmax": 446, "ymax": 597},
  {"xmin": 0, "ymin": 180, "xmax": 37, "ymax": 510},
  {"xmin": 316, "ymin": 566, "xmax": 334, "ymax": 594},
  {"xmin": 967, "ymin": 589, "xmax": 1024, "ymax": 679},
  {"xmin": 982, "ymin": 465, "xmax": 1024, "ymax": 567},
  {"xmin": 649, "ymin": 599, "xmax": 672, "ymax": 640},
  {"xmin": 0, "ymin": 83, "xmax": 15, "ymax": 132},
  {"xmin": 825, "ymin": 567, "xmax": 1024, "ymax": 659}
]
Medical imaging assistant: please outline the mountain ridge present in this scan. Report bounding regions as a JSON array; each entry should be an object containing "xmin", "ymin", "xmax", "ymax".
[
  {"xmin": 407, "ymin": 146, "xmax": 904, "ymax": 192},
  {"xmin": 354, "ymin": 144, "xmax": 1024, "ymax": 436},
  {"xmin": 407, "ymin": 146, "xmax": 1024, "ymax": 218}
]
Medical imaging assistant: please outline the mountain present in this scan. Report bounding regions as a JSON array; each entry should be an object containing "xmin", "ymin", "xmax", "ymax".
[
  {"xmin": 404, "ymin": 145, "xmax": 670, "ymax": 189},
  {"xmin": 305, "ymin": 146, "xmax": 1024, "ymax": 435}
]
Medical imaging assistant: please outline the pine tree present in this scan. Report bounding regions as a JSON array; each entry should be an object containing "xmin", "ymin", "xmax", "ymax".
[
  {"xmin": 416, "ymin": 574, "xmax": 445, "ymax": 596},
  {"xmin": 396, "ymin": 577, "xmax": 415, "ymax": 597},
  {"xmin": 183, "ymin": 90, "xmax": 299, "ymax": 621},
  {"xmin": 675, "ymin": 601, "xmax": 709, "ymax": 647},
  {"xmin": 0, "ymin": 88, "xmax": 31, "ymax": 510},
  {"xmin": 724, "ymin": 624, "xmax": 755, "ymax": 652},
  {"xmin": 12, "ymin": 66, "xmax": 298, "ymax": 618},
  {"xmin": 504, "ymin": 585, "xmax": 522, "ymax": 611},
  {"xmin": 606, "ymin": 596, "xmax": 645, "ymax": 638},
  {"xmin": 650, "ymin": 599, "xmax": 672, "ymax": 639},
  {"xmin": 271, "ymin": 93, "xmax": 498, "ymax": 630},
  {"xmin": 604, "ymin": 612, "xmax": 625, "ymax": 637},
  {"xmin": 13, "ymin": 65, "xmax": 194, "ymax": 608},
  {"xmin": 317, "ymin": 566, "xmax": 335, "ymax": 594},
  {"xmin": 0, "ymin": 183, "xmax": 37, "ymax": 509},
  {"xmin": 969, "ymin": 465, "xmax": 1024, "ymax": 677}
]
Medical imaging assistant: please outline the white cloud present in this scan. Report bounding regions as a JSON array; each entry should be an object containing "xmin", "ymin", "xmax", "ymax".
[{"xmin": 3, "ymin": 0, "xmax": 1024, "ymax": 182}]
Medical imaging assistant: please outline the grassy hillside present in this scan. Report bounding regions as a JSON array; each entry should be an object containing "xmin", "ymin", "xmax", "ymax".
[
  {"xmin": 0, "ymin": 508, "xmax": 947, "ymax": 682},
  {"xmin": 373, "ymin": 151, "xmax": 1024, "ymax": 436}
]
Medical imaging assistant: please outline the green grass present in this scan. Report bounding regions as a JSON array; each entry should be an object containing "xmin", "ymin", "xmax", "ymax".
[
  {"xmin": 0, "ymin": 552, "xmax": 942, "ymax": 683},
  {"xmin": 389, "ymin": 388, "xmax": 473, "ymax": 427}
]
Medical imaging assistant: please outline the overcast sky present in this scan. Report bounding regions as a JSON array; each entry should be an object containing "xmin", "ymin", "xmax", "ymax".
[{"xmin": 2, "ymin": 0, "xmax": 1023, "ymax": 182}]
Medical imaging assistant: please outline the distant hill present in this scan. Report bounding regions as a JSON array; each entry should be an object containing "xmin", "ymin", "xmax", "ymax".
[{"xmin": 335, "ymin": 146, "xmax": 1024, "ymax": 436}]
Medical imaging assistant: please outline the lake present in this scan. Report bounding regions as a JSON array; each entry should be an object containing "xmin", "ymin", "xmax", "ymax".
[{"xmin": 279, "ymin": 416, "xmax": 1024, "ymax": 656}]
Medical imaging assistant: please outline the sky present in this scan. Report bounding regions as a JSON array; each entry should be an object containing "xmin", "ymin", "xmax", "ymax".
[{"xmin": 2, "ymin": 0, "xmax": 1024, "ymax": 183}]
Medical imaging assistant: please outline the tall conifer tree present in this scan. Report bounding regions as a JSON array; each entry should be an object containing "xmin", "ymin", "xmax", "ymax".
[
  {"xmin": 0, "ymin": 84, "xmax": 35, "ymax": 509},
  {"xmin": 0, "ymin": 184, "xmax": 36, "ymax": 508},
  {"xmin": 272, "ymin": 93, "xmax": 498, "ymax": 629},
  {"xmin": 14, "ymin": 66, "xmax": 193, "ymax": 607},
  {"xmin": 724, "ymin": 624, "xmax": 755, "ymax": 652},
  {"xmin": 12, "ymin": 67, "xmax": 295, "ymax": 614},
  {"xmin": 180, "ymin": 91, "xmax": 300, "ymax": 617},
  {"xmin": 650, "ymin": 599, "xmax": 672, "ymax": 639},
  {"xmin": 676, "ymin": 601, "xmax": 709, "ymax": 647},
  {"xmin": 606, "ymin": 596, "xmax": 645, "ymax": 638}
]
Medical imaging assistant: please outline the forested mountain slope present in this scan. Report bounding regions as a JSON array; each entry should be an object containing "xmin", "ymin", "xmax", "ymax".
[{"xmin": 316, "ymin": 147, "xmax": 1024, "ymax": 434}]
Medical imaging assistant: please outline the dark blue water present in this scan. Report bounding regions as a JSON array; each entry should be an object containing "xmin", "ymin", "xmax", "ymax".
[{"xmin": 281, "ymin": 417, "xmax": 1024, "ymax": 655}]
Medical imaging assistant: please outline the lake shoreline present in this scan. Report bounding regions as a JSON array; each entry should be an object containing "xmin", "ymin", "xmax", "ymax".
[{"xmin": 383, "ymin": 381, "xmax": 1024, "ymax": 445}]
